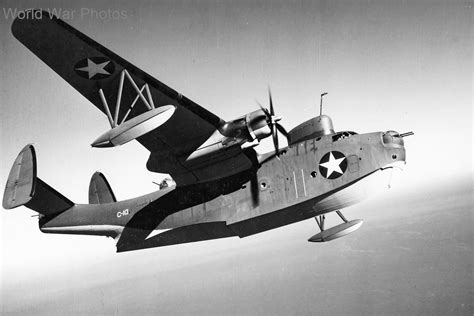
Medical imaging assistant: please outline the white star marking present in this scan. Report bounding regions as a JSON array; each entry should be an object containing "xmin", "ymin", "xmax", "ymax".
[
  {"xmin": 320, "ymin": 152, "xmax": 345, "ymax": 178},
  {"xmin": 76, "ymin": 58, "xmax": 110, "ymax": 79}
]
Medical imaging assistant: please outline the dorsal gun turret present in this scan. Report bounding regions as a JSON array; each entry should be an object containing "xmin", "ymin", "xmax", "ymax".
[
  {"xmin": 287, "ymin": 92, "xmax": 335, "ymax": 145},
  {"xmin": 287, "ymin": 115, "xmax": 335, "ymax": 145}
]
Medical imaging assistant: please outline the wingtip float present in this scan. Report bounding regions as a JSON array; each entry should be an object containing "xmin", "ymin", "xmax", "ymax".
[{"xmin": 91, "ymin": 105, "xmax": 176, "ymax": 148}]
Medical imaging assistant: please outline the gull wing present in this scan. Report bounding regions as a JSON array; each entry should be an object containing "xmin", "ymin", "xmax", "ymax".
[{"xmin": 12, "ymin": 11, "xmax": 256, "ymax": 185}]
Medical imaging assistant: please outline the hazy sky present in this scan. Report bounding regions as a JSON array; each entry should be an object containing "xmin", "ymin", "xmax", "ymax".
[{"xmin": 0, "ymin": 0, "xmax": 472, "ymax": 313}]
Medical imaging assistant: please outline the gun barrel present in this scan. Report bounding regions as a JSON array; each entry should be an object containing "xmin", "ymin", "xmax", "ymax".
[{"xmin": 399, "ymin": 131, "xmax": 414, "ymax": 138}]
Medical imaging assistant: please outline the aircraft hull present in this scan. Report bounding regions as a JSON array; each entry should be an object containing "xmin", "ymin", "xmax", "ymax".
[
  {"xmin": 128, "ymin": 167, "xmax": 395, "ymax": 251},
  {"xmin": 35, "ymin": 131, "xmax": 406, "ymax": 252}
]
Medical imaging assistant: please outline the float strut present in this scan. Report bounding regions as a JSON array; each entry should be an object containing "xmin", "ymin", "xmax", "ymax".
[
  {"xmin": 336, "ymin": 210, "xmax": 348, "ymax": 223},
  {"xmin": 315, "ymin": 215, "xmax": 325, "ymax": 231}
]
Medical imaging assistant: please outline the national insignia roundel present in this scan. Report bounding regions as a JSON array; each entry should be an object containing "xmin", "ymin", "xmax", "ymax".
[
  {"xmin": 318, "ymin": 151, "xmax": 347, "ymax": 179},
  {"xmin": 74, "ymin": 57, "xmax": 115, "ymax": 80}
]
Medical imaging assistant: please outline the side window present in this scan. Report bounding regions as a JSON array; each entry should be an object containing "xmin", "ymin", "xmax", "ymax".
[
  {"xmin": 347, "ymin": 155, "xmax": 359, "ymax": 173},
  {"xmin": 332, "ymin": 132, "xmax": 352, "ymax": 142}
]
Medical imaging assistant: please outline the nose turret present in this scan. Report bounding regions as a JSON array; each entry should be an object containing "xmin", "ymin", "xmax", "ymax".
[
  {"xmin": 378, "ymin": 130, "xmax": 409, "ymax": 169},
  {"xmin": 382, "ymin": 130, "xmax": 405, "ymax": 147}
]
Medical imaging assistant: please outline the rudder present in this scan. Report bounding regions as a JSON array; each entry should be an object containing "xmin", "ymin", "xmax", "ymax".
[
  {"xmin": 2, "ymin": 144, "xmax": 73, "ymax": 215},
  {"xmin": 89, "ymin": 172, "xmax": 116, "ymax": 204}
]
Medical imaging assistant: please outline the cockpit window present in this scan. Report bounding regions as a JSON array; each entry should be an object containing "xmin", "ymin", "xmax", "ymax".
[{"xmin": 332, "ymin": 131, "xmax": 357, "ymax": 142}]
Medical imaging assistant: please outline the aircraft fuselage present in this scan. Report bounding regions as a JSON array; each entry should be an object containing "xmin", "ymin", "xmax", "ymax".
[{"xmin": 39, "ymin": 130, "xmax": 406, "ymax": 251}]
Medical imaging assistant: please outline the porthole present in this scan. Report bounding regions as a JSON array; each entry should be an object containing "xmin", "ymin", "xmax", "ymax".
[
  {"xmin": 310, "ymin": 171, "xmax": 317, "ymax": 178},
  {"xmin": 392, "ymin": 154, "xmax": 397, "ymax": 160},
  {"xmin": 259, "ymin": 177, "xmax": 270, "ymax": 191}
]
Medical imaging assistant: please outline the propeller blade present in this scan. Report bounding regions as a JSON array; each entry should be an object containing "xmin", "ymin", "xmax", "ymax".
[
  {"xmin": 275, "ymin": 123, "xmax": 289, "ymax": 137},
  {"xmin": 268, "ymin": 88, "xmax": 274, "ymax": 116},
  {"xmin": 256, "ymin": 87, "xmax": 289, "ymax": 155},
  {"xmin": 256, "ymin": 100, "xmax": 271, "ymax": 118},
  {"xmin": 272, "ymin": 128, "xmax": 279, "ymax": 155}
]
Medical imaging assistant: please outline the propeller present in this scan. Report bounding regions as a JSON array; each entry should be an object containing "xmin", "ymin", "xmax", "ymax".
[
  {"xmin": 250, "ymin": 88, "xmax": 289, "ymax": 207},
  {"xmin": 257, "ymin": 88, "xmax": 289, "ymax": 155}
]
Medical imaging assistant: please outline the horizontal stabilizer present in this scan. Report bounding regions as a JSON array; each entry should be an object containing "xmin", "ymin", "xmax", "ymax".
[
  {"xmin": 2, "ymin": 144, "xmax": 73, "ymax": 215},
  {"xmin": 89, "ymin": 172, "xmax": 116, "ymax": 204}
]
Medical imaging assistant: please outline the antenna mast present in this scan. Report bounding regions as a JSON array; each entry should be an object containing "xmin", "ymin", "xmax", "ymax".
[{"xmin": 320, "ymin": 92, "xmax": 328, "ymax": 116}]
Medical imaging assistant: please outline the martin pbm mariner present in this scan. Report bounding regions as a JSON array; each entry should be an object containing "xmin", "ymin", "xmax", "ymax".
[{"xmin": 3, "ymin": 10, "xmax": 413, "ymax": 252}]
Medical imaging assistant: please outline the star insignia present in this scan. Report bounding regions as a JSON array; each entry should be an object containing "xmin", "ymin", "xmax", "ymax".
[
  {"xmin": 319, "ymin": 151, "xmax": 347, "ymax": 179},
  {"xmin": 74, "ymin": 57, "xmax": 114, "ymax": 80},
  {"xmin": 76, "ymin": 58, "xmax": 111, "ymax": 79}
]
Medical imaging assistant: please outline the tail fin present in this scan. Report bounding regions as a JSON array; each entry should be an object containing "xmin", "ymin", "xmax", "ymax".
[
  {"xmin": 89, "ymin": 172, "xmax": 116, "ymax": 204},
  {"xmin": 2, "ymin": 144, "xmax": 73, "ymax": 215}
]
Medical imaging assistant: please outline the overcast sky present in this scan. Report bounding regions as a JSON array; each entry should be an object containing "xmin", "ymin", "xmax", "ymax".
[{"xmin": 0, "ymin": 0, "xmax": 472, "ymax": 313}]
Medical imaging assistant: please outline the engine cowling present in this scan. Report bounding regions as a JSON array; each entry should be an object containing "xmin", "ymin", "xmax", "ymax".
[
  {"xmin": 220, "ymin": 109, "xmax": 271, "ymax": 143},
  {"xmin": 245, "ymin": 109, "xmax": 272, "ymax": 141}
]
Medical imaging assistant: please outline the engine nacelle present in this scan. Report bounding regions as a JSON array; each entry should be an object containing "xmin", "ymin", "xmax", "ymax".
[
  {"xmin": 220, "ymin": 109, "xmax": 271, "ymax": 143},
  {"xmin": 245, "ymin": 109, "xmax": 272, "ymax": 141},
  {"xmin": 186, "ymin": 109, "xmax": 273, "ymax": 162}
]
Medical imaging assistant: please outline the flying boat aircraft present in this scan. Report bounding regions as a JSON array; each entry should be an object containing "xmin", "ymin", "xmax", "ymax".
[{"xmin": 3, "ymin": 10, "xmax": 413, "ymax": 252}]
